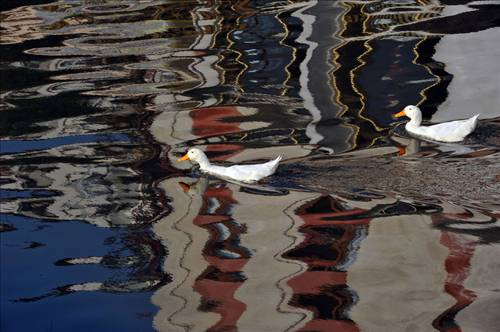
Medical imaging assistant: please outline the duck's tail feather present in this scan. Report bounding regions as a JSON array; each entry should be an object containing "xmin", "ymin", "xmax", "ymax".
[
  {"xmin": 468, "ymin": 114, "xmax": 480, "ymax": 130},
  {"xmin": 456, "ymin": 114, "xmax": 480, "ymax": 140},
  {"xmin": 269, "ymin": 155, "xmax": 282, "ymax": 173}
]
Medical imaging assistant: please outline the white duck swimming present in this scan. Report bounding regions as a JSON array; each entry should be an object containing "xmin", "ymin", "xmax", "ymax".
[
  {"xmin": 395, "ymin": 105, "xmax": 479, "ymax": 142},
  {"xmin": 178, "ymin": 148, "xmax": 282, "ymax": 183}
]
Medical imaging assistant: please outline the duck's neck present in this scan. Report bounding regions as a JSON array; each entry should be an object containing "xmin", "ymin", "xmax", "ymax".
[
  {"xmin": 406, "ymin": 112, "xmax": 422, "ymax": 128},
  {"xmin": 196, "ymin": 155, "xmax": 211, "ymax": 171}
]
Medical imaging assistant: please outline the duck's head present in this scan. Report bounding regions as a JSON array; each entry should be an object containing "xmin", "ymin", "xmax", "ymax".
[
  {"xmin": 177, "ymin": 148, "xmax": 208, "ymax": 164},
  {"xmin": 395, "ymin": 105, "xmax": 421, "ymax": 119}
]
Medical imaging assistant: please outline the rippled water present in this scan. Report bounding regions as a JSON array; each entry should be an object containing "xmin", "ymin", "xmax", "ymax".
[{"xmin": 1, "ymin": 1, "xmax": 500, "ymax": 331}]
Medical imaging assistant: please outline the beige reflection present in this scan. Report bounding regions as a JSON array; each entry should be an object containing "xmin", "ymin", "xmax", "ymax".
[
  {"xmin": 231, "ymin": 187, "xmax": 318, "ymax": 331},
  {"xmin": 456, "ymin": 244, "xmax": 500, "ymax": 331},
  {"xmin": 0, "ymin": 6, "xmax": 44, "ymax": 44},
  {"xmin": 151, "ymin": 174, "xmax": 319, "ymax": 331},
  {"xmin": 348, "ymin": 214, "xmax": 455, "ymax": 331},
  {"xmin": 435, "ymin": 204, "xmax": 500, "ymax": 332},
  {"xmin": 432, "ymin": 27, "xmax": 500, "ymax": 121},
  {"xmin": 151, "ymin": 173, "xmax": 500, "ymax": 331},
  {"xmin": 152, "ymin": 176, "xmax": 217, "ymax": 332}
]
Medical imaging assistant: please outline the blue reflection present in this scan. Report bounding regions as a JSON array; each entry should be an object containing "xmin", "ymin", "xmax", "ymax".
[{"xmin": 0, "ymin": 133, "xmax": 130, "ymax": 155}]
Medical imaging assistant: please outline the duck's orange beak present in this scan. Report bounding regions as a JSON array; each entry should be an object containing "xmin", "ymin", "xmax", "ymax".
[
  {"xmin": 177, "ymin": 153, "xmax": 190, "ymax": 162},
  {"xmin": 395, "ymin": 110, "xmax": 406, "ymax": 118}
]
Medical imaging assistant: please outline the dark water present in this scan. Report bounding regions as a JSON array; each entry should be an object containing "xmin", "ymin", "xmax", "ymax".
[{"xmin": 1, "ymin": 1, "xmax": 500, "ymax": 331}]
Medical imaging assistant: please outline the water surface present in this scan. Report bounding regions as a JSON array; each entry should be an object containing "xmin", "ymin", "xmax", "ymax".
[{"xmin": 1, "ymin": 1, "xmax": 500, "ymax": 331}]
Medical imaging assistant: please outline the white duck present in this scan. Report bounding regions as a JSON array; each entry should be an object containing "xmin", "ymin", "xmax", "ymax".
[
  {"xmin": 395, "ymin": 105, "xmax": 479, "ymax": 142},
  {"xmin": 178, "ymin": 148, "xmax": 282, "ymax": 183}
]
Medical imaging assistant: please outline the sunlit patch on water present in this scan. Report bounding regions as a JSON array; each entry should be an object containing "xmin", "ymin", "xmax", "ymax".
[{"xmin": 1, "ymin": 0, "xmax": 500, "ymax": 331}]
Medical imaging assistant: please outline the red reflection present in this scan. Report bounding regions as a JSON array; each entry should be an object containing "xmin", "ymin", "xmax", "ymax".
[
  {"xmin": 284, "ymin": 195, "xmax": 369, "ymax": 331},
  {"xmin": 194, "ymin": 278, "xmax": 246, "ymax": 332},
  {"xmin": 432, "ymin": 213, "xmax": 478, "ymax": 332},
  {"xmin": 188, "ymin": 103, "xmax": 253, "ymax": 330},
  {"xmin": 190, "ymin": 106, "xmax": 244, "ymax": 161},
  {"xmin": 191, "ymin": 106, "xmax": 242, "ymax": 137},
  {"xmin": 191, "ymin": 182, "xmax": 250, "ymax": 331}
]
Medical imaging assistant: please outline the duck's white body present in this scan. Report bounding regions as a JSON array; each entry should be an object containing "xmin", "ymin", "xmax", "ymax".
[
  {"xmin": 395, "ymin": 105, "xmax": 479, "ymax": 143},
  {"xmin": 178, "ymin": 148, "xmax": 281, "ymax": 183}
]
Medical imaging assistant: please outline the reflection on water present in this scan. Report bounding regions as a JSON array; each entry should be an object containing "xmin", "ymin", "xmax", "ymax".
[{"xmin": 1, "ymin": 1, "xmax": 500, "ymax": 331}]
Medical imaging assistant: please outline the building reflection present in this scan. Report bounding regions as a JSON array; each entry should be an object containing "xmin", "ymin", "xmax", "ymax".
[
  {"xmin": 431, "ymin": 206, "xmax": 500, "ymax": 331},
  {"xmin": 282, "ymin": 192, "xmax": 452, "ymax": 331},
  {"xmin": 193, "ymin": 179, "xmax": 248, "ymax": 330},
  {"xmin": 2, "ymin": 0, "xmax": 499, "ymax": 330},
  {"xmin": 283, "ymin": 195, "xmax": 369, "ymax": 332},
  {"xmin": 152, "ymin": 171, "xmax": 500, "ymax": 331},
  {"xmin": 148, "ymin": 1, "xmax": 500, "ymax": 331},
  {"xmin": 284, "ymin": 192, "xmax": 498, "ymax": 331},
  {"xmin": 147, "ymin": 0, "xmax": 464, "ymax": 162},
  {"xmin": 191, "ymin": 180, "xmax": 248, "ymax": 331},
  {"xmin": 153, "ymin": 176, "xmax": 315, "ymax": 331},
  {"xmin": 1, "ymin": 104, "xmax": 163, "ymax": 227},
  {"xmin": 0, "ymin": 1, "xmax": 176, "ymax": 305}
]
